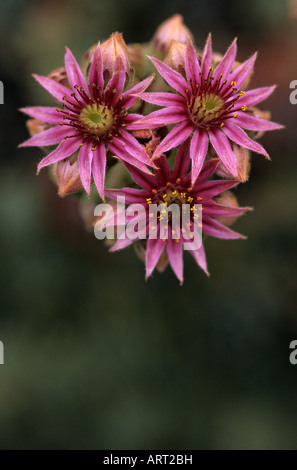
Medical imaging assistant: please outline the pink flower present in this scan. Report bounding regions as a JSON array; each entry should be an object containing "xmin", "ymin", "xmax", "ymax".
[
  {"xmin": 20, "ymin": 43, "xmax": 155, "ymax": 198},
  {"xmin": 132, "ymin": 37, "xmax": 283, "ymax": 183},
  {"xmin": 105, "ymin": 141, "xmax": 250, "ymax": 283}
]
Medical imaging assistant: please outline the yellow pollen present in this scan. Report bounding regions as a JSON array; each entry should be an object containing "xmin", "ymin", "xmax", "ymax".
[
  {"xmin": 231, "ymin": 81, "xmax": 236, "ymax": 86},
  {"xmin": 220, "ymin": 122, "xmax": 224, "ymax": 127},
  {"xmin": 234, "ymin": 113, "xmax": 238, "ymax": 118},
  {"xmin": 241, "ymin": 105, "xmax": 247, "ymax": 111},
  {"xmin": 240, "ymin": 91, "xmax": 245, "ymax": 97}
]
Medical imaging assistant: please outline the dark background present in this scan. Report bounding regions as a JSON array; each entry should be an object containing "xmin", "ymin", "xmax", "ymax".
[{"xmin": 0, "ymin": 0, "xmax": 297, "ymax": 449}]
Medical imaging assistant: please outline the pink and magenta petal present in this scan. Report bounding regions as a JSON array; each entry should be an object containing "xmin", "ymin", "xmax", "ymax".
[
  {"xmin": 130, "ymin": 106, "xmax": 187, "ymax": 129},
  {"xmin": 153, "ymin": 121, "xmax": 193, "ymax": 157},
  {"xmin": 201, "ymin": 34, "xmax": 212, "ymax": 77},
  {"xmin": 148, "ymin": 56, "xmax": 189, "ymax": 98},
  {"xmin": 33, "ymin": 74, "xmax": 74, "ymax": 103},
  {"xmin": 190, "ymin": 244, "xmax": 209, "ymax": 276},
  {"xmin": 223, "ymin": 123, "xmax": 269, "ymax": 157},
  {"xmin": 234, "ymin": 112, "xmax": 284, "ymax": 131},
  {"xmin": 20, "ymin": 106, "xmax": 61, "ymax": 124},
  {"xmin": 185, "ymin": 38, "xmax": 201, "ymax": 87},
  {"xmin": 241, "ymin": 85, "xmax": 276, "ymax": 108},
  {"xmin": 122, "ymin": 74, "xmax": 155, "ymax": 109},
  {"xmin": 190, "ymin": 128, "xmax": 209, "ymax": 184},
  {"xmin": 203, "ymin": 216, "xmax": 246, "ymax": 239},
  {"xmin": 65, "ymin": 47, "xmax": 89, "ymax": 96},
  {"xmin": 172, "ymin": 140, "xmax": 191, "ymax": 181},
  {"xmin": 166, "ymin": 237, "xmax": 184, "ymax": 283},
  {"xmin": 37, "ymin": 136, "xmax": 81, "ymax": 173},
  {"xmin": 228, "ymin": 53, "xmax": 257, "ymax": 89},
  {"xmin": 213, "ymin": 38, "xmax": 237, "ymax": 80},
  {"xmin": 135, "ymin": 91, "xmax": 185, "ymax": 107},
  {"xmin": 78, "ymin": 142, "xmax": 93, "ymax": 197},
  {"xmin": 88, "ymin": 43, "xmax": 104, "ymax": 97},
  {"xmin": 146, "ymin": 237, "xmax": 166, "ymax": 279},
  {"xmin": 19, "ymin": 125, "xmax": 70, "ymax": 147},
  {"xmin": 92, "ymin": 141, "xmax": 106, "ymax": 200},
  {"xmin": 208, "ymin": 129, "xmax": 238, "ymax": 178}
]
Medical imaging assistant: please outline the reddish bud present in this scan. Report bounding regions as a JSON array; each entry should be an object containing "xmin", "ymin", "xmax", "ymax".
[{"xmin": 152, "ymin": 14, "xmax": 193, "ymax": 57}]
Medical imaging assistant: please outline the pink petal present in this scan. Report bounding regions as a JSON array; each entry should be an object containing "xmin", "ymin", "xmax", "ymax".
[
  {"xmin": 104, "ymin": 58, "xmax": 126, "ymax": 105},
  {"xmin": 153, "ymin": 121, "xmax": 194, "ymax": 157},
  {"xmin": 107, "ymin": 141, "xmax": 152, "ymax": 175},
  {"xmin": 33, "ymin": 74, "xmax": 74, "ymax": 103},
  {"xmin": 223, "ymin": 123, "xmax": 269, "ymax": 157},
  {"xmin": 116, "ymin": 130, "xmax": 155, "ymax": 167},
  {"xmin": 19, "ymin": 125, "xmax": 70, "ymax": 147},
  {"xmin": 233, "ymin": 112, "xmax": 284, "ymax": 131},
  {"xmin": 213, "ymin": 38, "xmax": 237, "ymax": 80},
  {"xmin": 172, "ymin": 140, "xmax": 190, "ymax": 181},
  {"xmin": 124, "ymin": 114, "xmax": 146, "ymax": 130},
  {"xmin": 135, "ymin": 91, "xmax": 185, "ymax": 107},
  {"xmin": 130, "ymin": 106, "xmax": 187, "ymax": 129},
  {"xmin": 199, "ymin": 179, "xmax": 238, "ymax": 197},
  {"xmin": 185, "ymin": 38, "xmax": 201, "ymax": 87},
  {"xmin": 78, "ymin": 142, "xmax": 93, "ymax": 196},
  {"xmin": 240, "ymin": 85, "xmax": 276, "ymax": 108},
  {"xmin": 201, "ymin": 34, "xmax": 212, "ymax": 77},
  {"xmin": 88, "ymin": 43, "xmax": 104, "ymax": 96},
  {"xmin": 208, "ymin": 129, "xmax": 238, "ymax": 178},
  {"xmin": 228, "ymin": 53, "xmax": 257, "ymax": 89},
  {"xmin": 37, "ymin": 137, "xmax": 81, "ymax": 173},
  {"xmin": 193, "ymin": 159, "xmax": 219, "ymax": 186},
  {"xmin": 105, "ymin": 188, "xmax": 148, "ymax": 204},
  {"xmin": 190, "ymin": 243, "xmax": 209, "ymax": 276},
  {"xmin": 65, "ymin": 47, "xmax": 89, "ymax": 95},
  {"xmin": 148, "ymin": 56, "xmax": 190, "ymax": 98},
  {"xmin": 190, "ymin": 128, "xmax": 209, "ymax": 184},
  {"xmin": 146, "ymin": 238, "xmax": 166, "ymax": 279},
  {"xmin": 20, "ymin": 106, "xmax": 61, "ymax": 124},
  {"xmin": 110, "ymin": 237, "xmax": 135, "ymax": 252},
  {"xmin": 122, "ymin": 74, "xmax": 155, "ymax": 109},
  {"xmin": 203, "ymin": 201, "xmax": 251, "ymax": 217},
  {"xmin": 154, "ymin": 155, "xmax": 171, "ymax": 186},
  {"xmin": 92, "ymin": 141, "xmax": 106, "ymax": 200},
  {"xmin": 166, "ymin": 237, "xmax": 184, "ymax": 283},
  {"xmin": 123, "ymin": 163, "xmax": 157, "ymax": 190},
  {"xmin": 203, "ymin": 216, "xmax": 246, "ymax": 239}
]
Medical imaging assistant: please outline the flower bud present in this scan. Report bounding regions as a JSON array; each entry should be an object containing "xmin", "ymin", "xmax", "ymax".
[
  {"xmin": 216, "ymin": 143, "xmax": 251, "ymax": 183},
  {"xmin": 101, "ymin": 32, "xmax": 132, "ymax": 80},
  {"xmin": 213, "ymin": 190, "xmax": 241, "ymax": 226},
  {"xmin": 152, "ymin": 14, "xmax": 193, "ymax": 58},
  {"xmin": 52, "ymin": 154, "xmax": 83, "ymax": 197},
  {"xmin": 164, "ymin": 40, "xmax": 187, "ymax": 74},
  {"xmin": 127, "ymin": 43, "xmax": 146, "ymax": 77},
  {"xmin": 48, "ymin": 66, "xmax": 68, "ymax": 87},
  {"xmin": 26, "ymin": 119, "xmax": 51, "ymax": 137}
]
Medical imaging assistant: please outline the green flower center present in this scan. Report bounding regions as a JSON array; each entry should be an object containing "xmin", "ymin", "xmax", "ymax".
[
  {"xmin": 191, "ymin": 93, "xmax": 224, "ymax": 126},
  {"xmin": 79, "ymin": 104, "xmax": 113, "ymax": 136}
]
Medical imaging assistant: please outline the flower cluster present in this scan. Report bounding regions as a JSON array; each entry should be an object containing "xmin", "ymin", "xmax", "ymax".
[{"xmin": 20, "ymin": 15, "xmax": 282, "ymax": 283}]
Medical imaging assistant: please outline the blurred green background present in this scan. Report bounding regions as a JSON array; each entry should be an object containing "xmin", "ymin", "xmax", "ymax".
[{"xmin": 0, "ymin": 0, "xmax": 297, "ymax": 450}]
